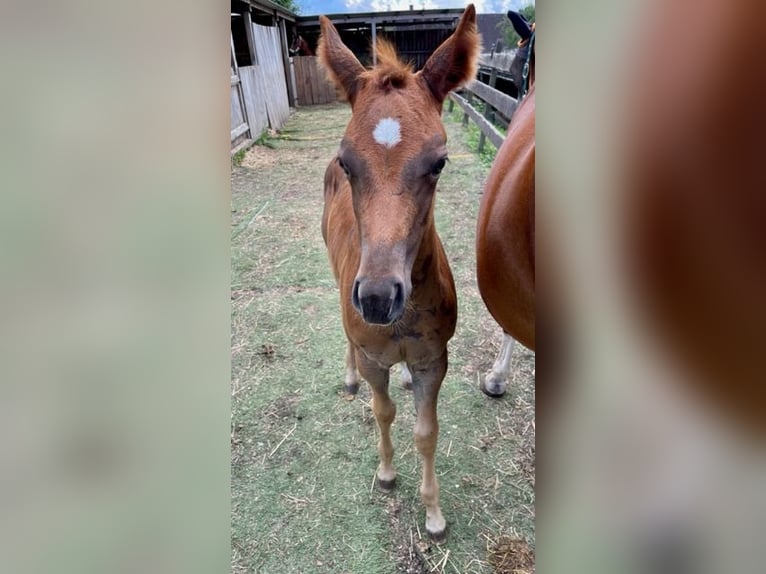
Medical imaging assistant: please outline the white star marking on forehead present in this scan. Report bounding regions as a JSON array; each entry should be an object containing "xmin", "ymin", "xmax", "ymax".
[{"xmin": 372, "ymin": 117, "xmax": 401, "ymax": 148}]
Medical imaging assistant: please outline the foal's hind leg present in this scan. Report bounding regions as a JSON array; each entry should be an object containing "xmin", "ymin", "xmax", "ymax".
[
  {"xmin": 481, "ymin": 332, "xmax": 515, "ymax": 397},
  {"xmin": 355, "ymin": 352, "xmax": 397, "ymax": 491},
  {"xmin": 343, "ymin": 340, "xmax": 362, "ymax": 398},
  {"xmin": 410, "ymin": 353, "xmax": 448, "ymax": 543},
  {"xmin": 400, "ymin": 362, "xmax": 413, "ymax": 390}
]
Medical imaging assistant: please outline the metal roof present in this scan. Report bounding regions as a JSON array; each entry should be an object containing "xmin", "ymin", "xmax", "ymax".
[{"xmin": 296, "ymin": 7, "xmax": 464, "ymax": 27}]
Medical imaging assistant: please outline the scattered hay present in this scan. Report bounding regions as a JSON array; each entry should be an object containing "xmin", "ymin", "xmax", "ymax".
[
  {"xmin": 385, "ymin": 498, "xmax": 428, "ymax": 574},
  {"xmin": 240, "ymin": 143, "xmax": 280, "ymax": 169},
  {"xmin": 487, "ymin": 535, "xmax": 535, "ymax": 574}
]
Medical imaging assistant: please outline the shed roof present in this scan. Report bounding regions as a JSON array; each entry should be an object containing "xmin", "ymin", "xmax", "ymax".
[
  {"xmin": 296, "ymin": 7, "xmax": 464, "ymax": 27},
  {"xmin": 238, "ymin": 0, "xmax": 296, "ymax": 22}
]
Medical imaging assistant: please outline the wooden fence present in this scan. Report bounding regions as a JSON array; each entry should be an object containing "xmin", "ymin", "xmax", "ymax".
[
  {"xmin": 292, "ymin": 56, "xmax": 337, "ymax": 106},
  {"xmin": 449, "ymin": 71, "xmax": 518, "ymax": 153},
  {"xmin": 231, "ymin": 23, "xmax": 292, "ymax": 151}
]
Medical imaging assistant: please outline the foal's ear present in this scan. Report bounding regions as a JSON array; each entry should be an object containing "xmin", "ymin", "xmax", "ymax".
[
  {"xmin": 419, "ymin": 4, "xmax": 479, "ymax": 103},
  {"xmin": 318, "ymin": 16, "xmax": 366, "ymax": 105},
  {"xmin": 507, "ymin": 10, "xmax": 533, "ymax": 42}
]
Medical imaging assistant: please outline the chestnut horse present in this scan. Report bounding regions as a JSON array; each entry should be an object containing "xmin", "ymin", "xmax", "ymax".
[
  {"xmin": 289, "ymin": 33, "xmax": 314, "ymax": 56},
  {"xmin": 476, "ymin": 10, "xmax": 535, "ymax": 396},
  {"xmin": 319, "ymin": 6, "xmax": 479, "ymax": 542}
]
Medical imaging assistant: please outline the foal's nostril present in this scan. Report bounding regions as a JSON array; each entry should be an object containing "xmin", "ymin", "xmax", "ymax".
[{"xmin": 390, "ymin": 281, "xmax": 405, "ymax": 319}]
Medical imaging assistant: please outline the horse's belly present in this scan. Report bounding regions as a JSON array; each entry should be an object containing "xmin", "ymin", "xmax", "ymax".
[{"xmin": 477, "ymin": 139, "xmax": 535, "ymax": 349}]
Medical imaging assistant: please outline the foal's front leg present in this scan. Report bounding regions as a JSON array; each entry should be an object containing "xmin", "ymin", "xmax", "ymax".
[
  {"xmin": 355, "ymin": 351, "xmax": 397, "ymax": 491},
  {"xmin": 410, "ymin": 352, "xmax": 448, "ymax": 543},
  {"xmin": 343, "ymin": 340, "xmax": 361, "ymax": 397}
]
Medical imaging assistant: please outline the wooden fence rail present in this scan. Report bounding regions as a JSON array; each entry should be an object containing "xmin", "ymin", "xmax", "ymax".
[{"xmin": 448, "ymin": 77, "xmax": 518, "ymax": 153}]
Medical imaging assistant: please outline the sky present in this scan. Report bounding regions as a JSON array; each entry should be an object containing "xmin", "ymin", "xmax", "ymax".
[{"xmin": 296, "ymin": 0, "xmax": 534, "ymax": 17}]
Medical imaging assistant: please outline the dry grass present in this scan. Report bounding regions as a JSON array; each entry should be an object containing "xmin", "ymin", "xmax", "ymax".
[
  {"xmin": 231, "ymin": 102, "xmax": 535, "ymax": 573},
  {"xmin": 487, "ymin": 535, "xmax": 536, "ymax": 574}
]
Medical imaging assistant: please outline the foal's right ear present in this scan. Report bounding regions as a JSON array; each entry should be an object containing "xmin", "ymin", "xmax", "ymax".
[
  {"xmin": 318, "ymin": 16, "xmax": 366, "ymax": 105},
  {"xmin": 419, "ymin": 4, "xmax": 479, "ymax": 103}
]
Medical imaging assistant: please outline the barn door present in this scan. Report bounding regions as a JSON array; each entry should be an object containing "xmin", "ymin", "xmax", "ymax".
[{"xmin": 230, "ymin": 33, "xmax": 250, "ymax": 148}]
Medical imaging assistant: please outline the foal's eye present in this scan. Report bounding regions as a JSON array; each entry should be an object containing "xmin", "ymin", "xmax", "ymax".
[
  {"xmin": 337, "ymin": 157, "xmax": 350, "ymax": 177},
  {"xmin": 431, "ymin": 157, "xmax": 447, "ymax": 177}
]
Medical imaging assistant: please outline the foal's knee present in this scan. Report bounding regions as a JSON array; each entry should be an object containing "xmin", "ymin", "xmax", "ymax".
[
  {"xmin": 413, "ymin": 423, "xmax": 438, "ymax": 454},
  {"xmin": 372, "ymin": 396, "xmax": 396, "ymax": 424}
]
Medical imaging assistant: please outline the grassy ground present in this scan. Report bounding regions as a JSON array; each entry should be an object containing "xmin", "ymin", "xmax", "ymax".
[{"xmin": 231, "ymin": 102, "xmax": 535, "ymax": 574}]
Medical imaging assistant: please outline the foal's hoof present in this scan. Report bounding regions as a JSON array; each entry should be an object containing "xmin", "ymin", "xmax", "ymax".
[
  {"xmin": 427, "ymin": 526, "xmax": 447, "ymax": 545},
  {"xmin": 480, "ymin": 372, "xmax": 507, "ymax": 397},
  {"xmin": 400, "ymin": 366, "xmax": 413, "ymax": 391},
  {"xmin": 375, "ymin": 476, "xmax": 396, "ymax": 493},
  {"xmin": 343, "ymin": 384, "xmax": 359, "ymax": 400}
]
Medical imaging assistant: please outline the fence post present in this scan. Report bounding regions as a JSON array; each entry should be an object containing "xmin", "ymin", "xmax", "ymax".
[
  {"xmin": 448, "ymin": 97, "xmax": 454, "ymax": 113},
  {"xmin": 477, "ymin": 68, "xmax": 497, "ymax": 154},
  {"xmin": 462, "ymin": 92, "xmax": 472, "ymax": 127}
]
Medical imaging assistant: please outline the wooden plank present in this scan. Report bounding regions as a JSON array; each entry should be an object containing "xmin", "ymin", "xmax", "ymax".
[
  {"xmin": 231, "ymin": 122, "xmax": 249, "ymax": 141},
  {"xmin": 297, "ymin": 57, "xmax": 310, "ymax": 105},
  {"xmin": 467, "ymin": 80, "xmax": 517, "ymax": 121},
  {"xmin": 279, "ymin": 18, "xmax": 296, "ymax": 107},
  {"xmin": 240, "ymin": 66, "xmax": 268, "ymax": 138},
  {"xmin": 243, "ymin": 11, "xmax": 257, "ymax": 65},
  {"xmin": 306, "ymin": 57, "xmax": 317, "ymax": 105},
  {"xmin": 309, "ymin": 57, "xmax": 320, "ymax": 105},
  {"xmin": 231, "ymin": 86, "xmax": 244, "ymax": 128},
  {"xmin": 450, "ymin": 92, "xmax": 504, "ymax": 149},
  {"xmin": 252, "ymin": 23, "xmax": 291, "ymax": 129},
  {"xmin": 293, "ymin": 56, "xmax": 303, "ymax": 105}
]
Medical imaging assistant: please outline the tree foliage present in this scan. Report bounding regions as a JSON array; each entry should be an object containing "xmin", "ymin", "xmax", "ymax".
[
  {"xmin": 498, "ymin": 4, "xmax": 535, "ymax": 51},
  {"xmin": 271, "ymin": 0, "xmax": 300, "ymax": 15}
]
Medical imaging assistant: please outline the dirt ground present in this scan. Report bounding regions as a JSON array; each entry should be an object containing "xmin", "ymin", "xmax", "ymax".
[{"xmin": 231, "ymin": 102, "xmax": 535, "ymax": 573}]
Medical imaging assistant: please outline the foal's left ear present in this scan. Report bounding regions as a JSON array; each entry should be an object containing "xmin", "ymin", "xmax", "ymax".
[
  {"xmin": 318, "ymin": 16, "xmax": 366, "ymax": 105},
  {"xmin": 419, "ymin": 4, "xmax": 479, "ymax": 103}
]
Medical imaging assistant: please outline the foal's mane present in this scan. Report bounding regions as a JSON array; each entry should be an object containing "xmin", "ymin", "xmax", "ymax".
[{"xmin": 367, "ymin": 39, "xmax": 414, "ymax": 91}]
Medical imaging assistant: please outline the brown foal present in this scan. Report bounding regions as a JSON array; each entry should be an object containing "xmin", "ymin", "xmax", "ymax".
[{"xmin": 318, "ymin": 5, "xmax": 479, "ymax": 541}]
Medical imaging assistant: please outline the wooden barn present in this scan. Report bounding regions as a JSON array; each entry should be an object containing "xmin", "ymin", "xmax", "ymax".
[{"xmin": 230, "ymin": 0, "xmax": 296, "ymax": 152}]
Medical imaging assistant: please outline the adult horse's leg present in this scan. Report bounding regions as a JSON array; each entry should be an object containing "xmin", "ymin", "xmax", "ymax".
[
  {"xmin": 481, "ymin": 332, "xmax": 515, "ymax": 397},
  {"xmin": 356, "ymin": 352, "xmax": 397, "ymax": 491},
  {"xmin": 410, "ymin": 353, "xmax": 447, "ymax": 543},
  {"xmin": 344, "ymin": 340, "xmax": 361, "ymax": 397}
]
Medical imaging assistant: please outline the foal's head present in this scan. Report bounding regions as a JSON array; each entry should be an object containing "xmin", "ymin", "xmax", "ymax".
[
  {"xmin": 319, "ymin": 6, "xmax": 479, "ymax": 325},
  {"xmin": 507, "ymin": 10, "xmax": 535, "ymax": 98}
]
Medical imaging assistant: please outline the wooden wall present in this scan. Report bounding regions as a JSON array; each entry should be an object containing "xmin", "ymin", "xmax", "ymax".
[
  {"xmin": 230, "ymin": 23, "xmax": 292, "ymax": 150},
  {"xmin": 292, "ymin": 56, "xmax": 337, "ymax": 106}
]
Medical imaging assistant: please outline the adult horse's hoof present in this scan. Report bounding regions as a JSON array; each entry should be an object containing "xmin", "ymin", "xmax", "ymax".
[
  {"xmin": 343, "ymin": 384, "xmax": 359, "ymax": 400},
  {"xmin": 375, "ymin": 476, "xmax": 396, "ymax": 493},
  {"xmin": 427, "ymin": 526, "xmax": 447, "ymax": 545},
  {"xmin": 480, "ymin": 372, "xmax": 507, "ymax": 397}
]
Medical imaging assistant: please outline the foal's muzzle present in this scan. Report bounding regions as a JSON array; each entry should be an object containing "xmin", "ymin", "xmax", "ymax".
[{"xmin": 352, "ymin": 277, "xmax": 406, "ymax": 325}]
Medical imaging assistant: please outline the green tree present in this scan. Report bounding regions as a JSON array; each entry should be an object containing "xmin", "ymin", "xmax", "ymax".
[
  {"xmin": 271, "ymin": 0, "xmax": 300, "ymax": 15},
  {"xmin": 498, "ymin": 4, "xmax": 535, "ymax": 50}
]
